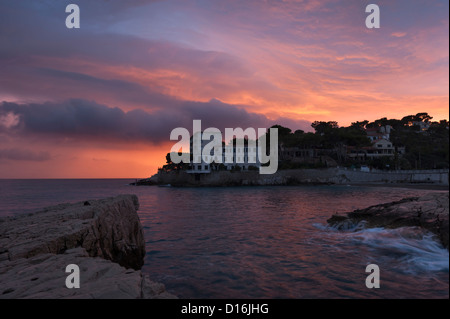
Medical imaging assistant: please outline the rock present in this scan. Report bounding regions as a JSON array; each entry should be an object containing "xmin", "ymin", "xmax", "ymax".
[
  {"xmin": 327, "ymin": 193, "xmax": 449, "ymax": 249},
  {"xmin": 0, "ymin": 194, "xmax": 144, "ymax": 270},
  {"xmin": 0, "ymin": 195, "xmax": 177, "ymax": 299},
  {"xmin": 0, "ymin": 247, "xmax": 175, "ymax": 299}
]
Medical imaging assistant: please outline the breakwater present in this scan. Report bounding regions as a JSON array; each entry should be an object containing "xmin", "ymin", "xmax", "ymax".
[{"xmin": 148, "ymin": 168, "xmax": 449, "ymax": 187}]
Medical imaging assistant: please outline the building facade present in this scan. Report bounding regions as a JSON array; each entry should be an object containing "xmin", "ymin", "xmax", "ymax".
[{"xmin": 187, "ymin": 132, "xmax": 261, "ymax": 173}]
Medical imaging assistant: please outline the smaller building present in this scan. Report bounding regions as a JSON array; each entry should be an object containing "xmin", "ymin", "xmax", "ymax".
[
  {"xmin": 280, "ymin": 147, "xmax": 316, "ymax": 162},
  {"xmin": 366, "ymin": 125, "xmax": 391, "ymax": 142},
  {"xmin": 371, "ymin": 138, "xmax": 395, "ymax": 156},
  {"xmin": 347, "ymin": 138, "xmax": 395, "ymax": 161}
]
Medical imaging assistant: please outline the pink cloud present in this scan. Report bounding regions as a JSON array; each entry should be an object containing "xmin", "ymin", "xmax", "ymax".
[{"xmin": 391, "ymin": 32, "xmax": 407, "ymax": 38}]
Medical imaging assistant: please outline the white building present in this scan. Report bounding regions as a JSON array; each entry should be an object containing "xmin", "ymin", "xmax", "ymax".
[
  {"xmin": 187, "ymin": 132, "xmax": 261, "ymax": 173},
  {"xmin": 347, "ymin": 138, "xmax": 395, "ymax": 161},
  {"xmin": 370, "ymin": 138, "xmax": 395, "ymax": 157},
  {"xmin": 366, "ymin": 125, "xmax": 392, "ymax": 142}
]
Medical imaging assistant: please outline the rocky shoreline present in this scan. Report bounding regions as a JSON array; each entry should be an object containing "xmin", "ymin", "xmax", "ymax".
[
  {"xmin": 0, "ymin": 194, "xmax": 176, "ymax": 299},
  {"xmin": 327, "ymin": 192, "xmax": 449, "ymax": 249},
  {"xmin": 132, "ymin": 168, "xmax": 449, "ymax": 187}
]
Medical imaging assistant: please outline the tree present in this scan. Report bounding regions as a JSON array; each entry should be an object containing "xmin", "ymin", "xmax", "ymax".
[
  {"xmin": 165, "ymin": 153, "xmax": 173, "ymax": 165},
  {"xmin": 350, "ymin": 120, "xmax": 369, "ymax": 130},
  {"xmin": 162, "ymin": 152, "xmax": 189, "ymax": 171},
  {"xmin": 415, "ymin": 112, "xmax": 433, "ymax": 123},
  {"xmin": 373, "ymin": 117, "xmax": 389, "ymax": 127},
  {"xmin": 401, "ymin": 112, "xmax": 433, "ymax": 126},
  {"xmin": 311, "ymin": 121, "xmax": 338, "ymax": 134},
  {"xmin": 337, "ymin": 127, "xmax": 371, "ymax": 147},
  {"xmin": 401, "ymin": 115, "xmax": 416, "ymax": 126},
  {"xmin": 270, "ymin": 124, "xmax": 292, "ymax": 137}
]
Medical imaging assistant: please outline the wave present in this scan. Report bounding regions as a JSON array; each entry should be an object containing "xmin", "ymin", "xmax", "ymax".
[
  {"xmin": 347, "ymin": 227, "xmax": 448, "ymax": 273},
  {"xmin": 314, "ymin": 223, "xmax": 449, "ymax": 273}
]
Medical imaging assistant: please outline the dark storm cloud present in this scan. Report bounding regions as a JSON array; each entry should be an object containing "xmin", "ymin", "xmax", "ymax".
[
  {"xmin": 0, "ymin": 148, "xmax": 51, "ymax": 161},
  {"xmin": 36, "ymin": 68, "xmax": 149, "ymax": 94},
  {"xmin": 34, "ymin": 68, "xmax": 175, "ymax": 107},
  {"xmin": 0, "ymin": 99, "xmax": 311, "ymax": 144}
]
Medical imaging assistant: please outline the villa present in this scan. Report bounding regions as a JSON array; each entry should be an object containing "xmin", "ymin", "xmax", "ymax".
[{"xmin": 187, "ymin": 132, "xmax": 261, "ymax": 174}]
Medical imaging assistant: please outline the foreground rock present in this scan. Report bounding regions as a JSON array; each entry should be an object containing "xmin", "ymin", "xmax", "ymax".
[
  {"xmin": 327, "ymin": 192, "xmax": 449, "ymax": 249},
  {"xmin": 0, "ymin": 195, "xmax": 176, "ymax": 299}
]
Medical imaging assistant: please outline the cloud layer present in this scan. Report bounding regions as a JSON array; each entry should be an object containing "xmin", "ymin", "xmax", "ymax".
[
  {"xmin": 0, "ymin": 99, "xmax": 312, "ymax": 144},
  {"xmin": 0, "ymin": 148, "xmax": 51, "ymax": 161},
  {"xmin": 1, "ymin": 1, "xmax": 447, "ymax": 121},
  {"xmin": 0, "ymin": 0, "xmax": 448, "ymax": 177}
]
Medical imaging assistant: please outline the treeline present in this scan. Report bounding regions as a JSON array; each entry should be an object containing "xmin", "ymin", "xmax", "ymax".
[
  {"xmin": 161, "ymin": 112, "xmax": 449, "ymax": 172},
  {"xmin": 269, "ymin": 112, "xmax": 449, "ymax": 170}
]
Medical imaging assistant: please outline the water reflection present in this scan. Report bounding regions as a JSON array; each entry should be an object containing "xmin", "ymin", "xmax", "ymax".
[
  {"xmin": 0, "ymin": 180, "xmax": 447, "ymax": 298},
  {"xmin": 138, "ymin": 186, "xmax": 449, "ymax": 299}
]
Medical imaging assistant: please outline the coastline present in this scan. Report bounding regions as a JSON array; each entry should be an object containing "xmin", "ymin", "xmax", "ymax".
[
  {"xmin": 135, "ymin": 180, "xmax": 449, "ymax": 191},
  {"xmin": 327, "ymin": 192, "xmax": 449, "ymax": 250},
  {"xmin": 134, "ymin": 168, "xmax": 449, "ymax": 188},
  {"xmin": 345, "ymin": 182, "xmax": 449, "ymax": 191}
]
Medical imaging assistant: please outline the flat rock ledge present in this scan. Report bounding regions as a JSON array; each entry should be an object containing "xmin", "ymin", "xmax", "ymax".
[
  {"xmin": 327, "ymin": 192, "xmax": 449, "ymax": 250},
  {"xmin": 0, "ymin": 194, "xmax": 176, "ymax": 299}
]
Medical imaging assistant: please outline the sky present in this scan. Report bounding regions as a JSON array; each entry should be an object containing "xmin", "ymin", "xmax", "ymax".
[{"xmin": 0, "ymin": 0, "xmax": 448, "ymax": 178}]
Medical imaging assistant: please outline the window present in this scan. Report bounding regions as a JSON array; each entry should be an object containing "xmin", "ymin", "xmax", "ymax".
[
  {"xmin": 197, "ymin": 165, "xmax": 201, "ymax": 170},
  {"xmin": 377, "ymin": 144, "xmax": 382, "ymax": 148}
]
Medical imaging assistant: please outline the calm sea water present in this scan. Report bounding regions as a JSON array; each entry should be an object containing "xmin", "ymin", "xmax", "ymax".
[{"xmin": 0, "ymin": 179, "xmax": 448, "ymax": 298}]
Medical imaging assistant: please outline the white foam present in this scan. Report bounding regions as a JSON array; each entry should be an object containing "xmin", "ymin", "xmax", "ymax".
[{"xmin": 344, "ymin": 227, "xmax": 449, "ymax": 273}]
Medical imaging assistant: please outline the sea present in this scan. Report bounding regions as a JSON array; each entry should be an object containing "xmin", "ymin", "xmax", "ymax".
[{"xmin": 0, "ymin": 179, "xmax": 448, "ymax": 299}]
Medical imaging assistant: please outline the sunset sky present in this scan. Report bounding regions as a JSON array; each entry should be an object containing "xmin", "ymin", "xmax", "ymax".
[{"xmin": 0, "ymin": 0, "xmax": 448, "ymax": 178}]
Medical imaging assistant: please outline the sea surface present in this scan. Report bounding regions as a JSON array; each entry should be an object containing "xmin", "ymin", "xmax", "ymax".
[{"xmin": 0, "ymin": 179, "xmax": 448, "ymax": 298}]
